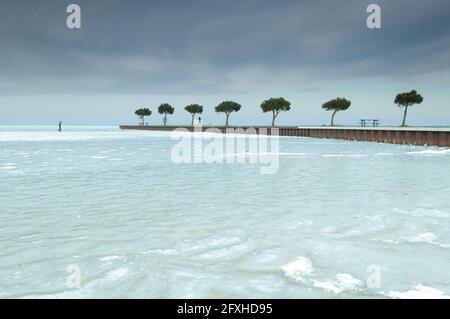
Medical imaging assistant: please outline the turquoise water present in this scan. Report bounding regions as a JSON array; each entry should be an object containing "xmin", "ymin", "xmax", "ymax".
[{"xmin": 1, "ymin": 126, "xmax": 449, "ymax": 298}]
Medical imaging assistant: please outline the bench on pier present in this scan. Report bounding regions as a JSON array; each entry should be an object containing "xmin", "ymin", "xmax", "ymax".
[{"xmin": 359, "ymin": 119, "xmax": 380, "ymax": 127}]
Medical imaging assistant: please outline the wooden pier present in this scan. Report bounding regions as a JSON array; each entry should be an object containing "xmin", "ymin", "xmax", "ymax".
[{"xmin": 119, "ymin": 125, "xmax": 450, "ymax": 147}]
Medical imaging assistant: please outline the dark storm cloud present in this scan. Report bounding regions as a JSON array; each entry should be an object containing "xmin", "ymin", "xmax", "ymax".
[{"xmin": 1, "ymin": 0, "xmax": 449, "ymax": 95}]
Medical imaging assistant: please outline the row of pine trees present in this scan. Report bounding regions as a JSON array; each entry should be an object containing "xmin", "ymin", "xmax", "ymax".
[{"xmin": 135, "ymin": 90, "xmax": 423, "ymax": 127}]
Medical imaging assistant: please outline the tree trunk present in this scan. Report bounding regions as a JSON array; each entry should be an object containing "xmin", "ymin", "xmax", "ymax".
[
  {"xmin": 163, "ymin": 114, "xmax": 167, "ymax": 126},
  {"xmin": 272, "ymin": 111, "xmax": 276, "ymax": 127},
  {"xmin": 191, "ymin": 114, "xmax": 195, "ymax": 125},
  {"xmin": 331, "ymin": 110, "xmax": 337, "ymax": 126},
  {"xmin": 226, "ymin": 114, "xmax": 230, "ymax": 126},
  {"xmin": 401, "ymin": 106, "xmax": 408, "ymax": 126},
  {"xmin": 141, "ymin": 116, "xmax": 144, "ymax": 125}
]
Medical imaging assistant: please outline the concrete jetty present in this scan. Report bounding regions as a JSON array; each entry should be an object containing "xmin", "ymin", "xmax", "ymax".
[{"xmin": 119, "ymin": 125, "xmax": 450, "ymax": 147}]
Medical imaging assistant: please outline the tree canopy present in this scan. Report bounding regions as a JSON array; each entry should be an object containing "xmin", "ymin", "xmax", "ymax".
[
  {"xmin": 215, "ymin": 101, "xmax": 241, "ymax": 114},
  {"xmin": 321, "ymin": 98, "xmax": 351, "ymax": 126},
  {"xmin": 395, "ymin": 90, "xmax": 423, "ymax": 126},
  {"xmin": 157, "ymin": 103, "xmax": 174, "ymax": 125},
  {"xmin": 322, "ymin": 98, "xmax": 351, "ymax": 112},
  {"xmin": 185, "ymin": 104, "xmax": 203, "ymax": 125},
  {"xmin": 158, "ymin": 103, "xmax": 174, "ymax": 115},
  {"xmin": 184, "ymin": 104, "xmax": 203, "ymax": 115},
  {"xmin": 260, "ymin": 97, "xmax": 291, "ymax": 113},
  {"xmin": 260, "ymin": 97, "xmax": 291, "ymax": 126},
  {"xmin": 215, "ymin": 101, "xmax": 241, "ymax": 126},
  {"xmin": 135, "ymin": 108, "xmax": 152, "ymax": 125},
  {"xmin": 135, "ymin": 108, "xmax": 151, "ymax": 117},
  {"xmin": 395, "ymin": 90, "xmax": 423, "ymax": 108}
]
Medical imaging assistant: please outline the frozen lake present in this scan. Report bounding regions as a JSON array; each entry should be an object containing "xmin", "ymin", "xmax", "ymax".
[{"xmin": 1, "ymin": 126, "xmax": 449, "ymax": 298}]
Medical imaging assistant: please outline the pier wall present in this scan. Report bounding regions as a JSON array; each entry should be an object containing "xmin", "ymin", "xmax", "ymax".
[{"xmin": 119, "ymin": 125, "xmax": 450, "ymax": 147}]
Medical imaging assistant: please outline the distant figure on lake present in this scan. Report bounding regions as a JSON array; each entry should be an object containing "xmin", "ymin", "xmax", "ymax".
[
  {"xmin": 58, "ymin": 121, "xmax": 62, "ymax": 132},
  {"xmin": 198, "ymin": 116, "xmax": 202, "ymax": 126}
]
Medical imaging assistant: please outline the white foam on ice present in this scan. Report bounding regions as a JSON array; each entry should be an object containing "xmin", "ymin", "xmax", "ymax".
[
  {"xmin": 375, "ymin": 152, "xmax": 395, "ymax": 156},
  {"xmin": 408, "ymin": 232, "xmax": 438, "ymax": 244},
  {"xmin": 281, "ymin": 256, "xmax": 315, "ymax": 283},
  {"xmin": 321, "ymin": 154, "xmax": 368, "ymax": 157},
  {"xmin": 99, "ymin": 255, "xmax": 123, "ymax": 262},
  {"xmin": 389, "ymin": 284, "xmax": 450, "ymax": 299},
  {"xmin": 105, "ymin": 268, "xmax": 129, "ymax": 280},
  {"xmin": 407, "ymin": 149, "xmax": 450, "ymax": 155},
  {"xmin": 312, "ymin": 274, "xmax": 363, "ymax": 294},
  {"xmin": 393, "ymin": 207, "xmax": 450, "ymax": 218},
  {"xmin": 381, "ymin": 232, "xmax": 450, "ymax": 248},
  {"xmin": 1, "ymin": 163, "xmax": 16, "ymax": 170}
]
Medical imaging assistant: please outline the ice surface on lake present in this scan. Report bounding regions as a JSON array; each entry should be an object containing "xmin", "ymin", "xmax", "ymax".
[{"xmin": 1, "ymin": 126, "xmax": 449, "ymax": 298}]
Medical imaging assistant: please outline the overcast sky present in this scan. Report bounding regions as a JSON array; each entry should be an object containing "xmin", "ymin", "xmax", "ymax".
[{"xmin": 0, "ymin": 0, "xmax": 449, "ymax": 126}]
